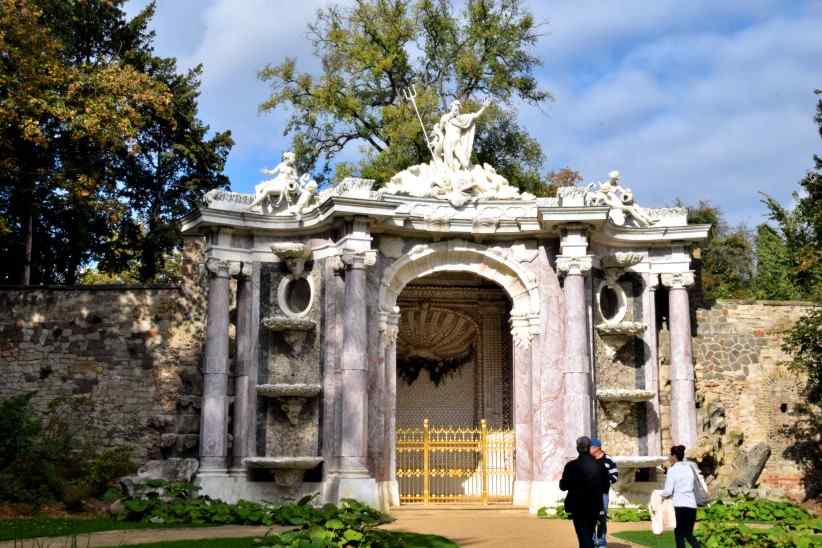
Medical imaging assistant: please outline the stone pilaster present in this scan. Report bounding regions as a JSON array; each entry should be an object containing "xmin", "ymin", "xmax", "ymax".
[
  {"xmin": 378, "ymin": 310, "xmax": 400, "ymax": 509},
  {"xmin": 641, "ymin": 273, "xmax": 661, "ymax": 456},
  {"xmin": 232, "ymin": 262, "xmax": 256, "ymax": 469},
  {"xmin": 661, "ymin": 271, "xmax": 698, "ymax": 447},
  {"xmin": 557, "ymin": 255, "xmax": 595, "ymax": 449},
  {"xmin": 332, "ymin": 249, "xmax": 379, "ymax": 505},
  {"xmin": 200, "ymin": 258, "xmax": 240, "ymax": 471}
]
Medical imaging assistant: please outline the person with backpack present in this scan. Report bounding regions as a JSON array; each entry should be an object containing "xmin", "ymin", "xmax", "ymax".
[
  {"xmin": 560, "ymin": 436, "xmax": 611, "ymax": 548},
  {"xmin": 590, "ymin": 439, "xmax": 619, "ymax": 547},
  {"xmin": 660, "ymin": 445, "xmax": 702, "ymax": 548}
]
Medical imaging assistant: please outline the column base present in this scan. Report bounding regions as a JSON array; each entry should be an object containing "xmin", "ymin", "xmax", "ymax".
[
  {"xmin": 528, "ymin": 480, "xmax": 565, "ymax": 514},
  {"xmin": 377, "ymin": 480, "xmax": 400, "ymax": 511},
  {"xmin": 327, "ymin": 475, "xmax": 380, "ymax": 508},
  {"xmin": 513, "ymin": 480, "xmax": 531, "ymax": 506},
  {"xmin": 196, "ymin": 468, "xmax": 322, "ymax": 504}
]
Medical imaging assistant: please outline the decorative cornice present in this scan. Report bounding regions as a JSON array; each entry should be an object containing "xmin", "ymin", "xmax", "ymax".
[
  {"xmin": 555, "ymin": 255, "xmax": 594, "ymax": 276},
  {"xmin": 205, "ymin": 258, "xmax": 241, "ymax": 279},
  {"xmin": 660, "ymin": 271, "xmax": 695, "ymax": 289},
  {"xmin": 341, "ymin": 250, "xmax": 378, "ymax": 270}
]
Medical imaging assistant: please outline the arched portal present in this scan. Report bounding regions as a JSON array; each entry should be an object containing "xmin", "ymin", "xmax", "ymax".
[{"xmin": 377, "ymin": 240, "xmax": 541, "ymax": 507}]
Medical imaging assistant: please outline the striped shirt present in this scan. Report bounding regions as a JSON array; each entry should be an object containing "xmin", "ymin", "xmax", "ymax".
[{"xmin": 600, "ymin": 454, "xmax": 619, "ymax": 490}]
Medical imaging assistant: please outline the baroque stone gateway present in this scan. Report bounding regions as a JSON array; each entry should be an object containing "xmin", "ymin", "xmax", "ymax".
[{"xmin": 184, "ymin": 94, "xmax": 715, "ymax": 510}]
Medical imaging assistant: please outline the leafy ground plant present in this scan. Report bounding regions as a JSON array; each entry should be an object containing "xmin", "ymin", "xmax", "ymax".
[{"xmin": 697, "ymin": 497, "xmax": 813, "ymax": 525}]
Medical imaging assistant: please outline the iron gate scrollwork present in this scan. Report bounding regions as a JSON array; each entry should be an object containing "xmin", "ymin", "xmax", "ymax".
[{"xmin": 396, "ymin": 419, "xmax": 515, "ymax": 504}]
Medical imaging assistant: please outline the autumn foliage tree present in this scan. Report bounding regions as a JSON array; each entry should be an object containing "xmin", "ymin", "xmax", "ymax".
[
  {"xmin": 259, "ymin": 0, "xmax": 553, "ymax": 194},
  {"xmin": 0, "ymin": 0, "xmax": 232, "ymax": 284}
]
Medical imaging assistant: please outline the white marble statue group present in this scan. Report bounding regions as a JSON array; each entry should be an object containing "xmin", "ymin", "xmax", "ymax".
[
  {"xmin": 249, "ymin": 152, "xmax": 318, "ymax": 219},
  {"xmin": 383, "ymin": 90, "xmax": 534, "ymax": 207},
  {"xmin": 585, "ymin": 171, "xmax": 657, "ymax": 227},
  {"xmin": 249, "ymin": 86, "xmax": 657, "ymax": 227}
]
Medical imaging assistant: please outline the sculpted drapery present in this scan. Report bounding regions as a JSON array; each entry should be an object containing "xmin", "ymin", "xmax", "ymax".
[{"xmin": 437, "ymin": 99, "xmax": 490, "ymax": 171}]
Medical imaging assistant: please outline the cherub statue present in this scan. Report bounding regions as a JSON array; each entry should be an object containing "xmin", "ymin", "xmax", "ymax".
[
  {"xmin": 287, "ymin": 174, "xmax": 319, "ymax": 221},
  {"xmin": 586, "ymin": 171, "xmax": 657, "ymax": 227},
  {"xmin": 249, "ymin": 151, "xmax": 300, "ymax": 214}
]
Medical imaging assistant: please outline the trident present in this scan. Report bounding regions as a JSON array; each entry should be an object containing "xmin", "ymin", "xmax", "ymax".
[{"xmin": 402, "ymin": 85, "xmax": 436, "ymax": 160}]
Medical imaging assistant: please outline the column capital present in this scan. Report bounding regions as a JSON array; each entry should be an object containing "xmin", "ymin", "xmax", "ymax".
[
  {"xmin": 205, "ymin": 258, "xmax": 241, "ymax": 279},
  {"xmin": 642, "ymin": 272, "xmax": 660, "ymax": 290},
  {"xmin": 556, "ymin": 255, "xmax": 594, "ymax": 276},
  {"xmin": 341, "ymin": 250, "xmax": 378, "ymax": 270},
  {"xmin": 661, "ymin": 271, "xmax": 695, "ymax": 289},
  {"xmin": 236, "ymin": 261, "xmax": 253, "ymax": 279},
  {"xmin": 379, "ymin": 309, "xmax": 401, "ymax": 346}
]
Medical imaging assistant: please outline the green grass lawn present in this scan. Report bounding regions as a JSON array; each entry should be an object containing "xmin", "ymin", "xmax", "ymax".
[
  {"xmin": 613, "ymin": 530, "xmax": 676, "ymax": 547},
  {"xmin": 0, "ymin": 517, "xmax": 218, "ymax": 542}
]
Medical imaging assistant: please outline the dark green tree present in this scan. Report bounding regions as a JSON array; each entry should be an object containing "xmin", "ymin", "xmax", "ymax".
[
  {"xmin": 768, "ymin": 89, "xmax": 822, "ymax": 500},
  {"xmin": 103, "ymin": 57, "xmax": 233, "ymax": 282},
  {"xmin": 259, "ymin": 0, "xmax": 552, "ymax": 193},
  {"xmin": 0, "ymin": 0, "xmax": 232, "ymax": 284},
  {"xmin": 684, "ymin": 201, "xmax": 754, "ymax": 301},
  {"xmin": 760, "ymin": 90, "xmax": 822, "ymax": 301},
  {"xmin": 0, "ymin": 0, "xmax": 171, "ymax": 284}
]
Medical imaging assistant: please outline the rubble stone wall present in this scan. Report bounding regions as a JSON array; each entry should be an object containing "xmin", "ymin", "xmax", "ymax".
[
  {"xmin": 660, "ymin": 299, "xmax": 816, "ymax": 499},
  {"xmin": 0, "ymin": 237, "xmax": 207, "ymax": 463}
]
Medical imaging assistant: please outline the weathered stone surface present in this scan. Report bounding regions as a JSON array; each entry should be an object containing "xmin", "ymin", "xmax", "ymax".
[
  {"xmin": 728, "ymin": 443, "xmax": 772, "ymax": 494},
  {"xmin": 136, "ymin": 458, "xmax": 200, "ymax": 482},
  {"xmin": 662, "ymin": 299, "xmax": 815, "ymax": 500},
  {"xmin": 0, "ymin": 237, "xmax": 207, "ymax": 464}
]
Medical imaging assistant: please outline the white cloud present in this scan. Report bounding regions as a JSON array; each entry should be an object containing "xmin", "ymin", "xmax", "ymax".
[
  {"xmin": 528, "ymin": 5, "xmax": 822, "ymax": 226},
  {"xmin": 126, "ymin": 0, "xmax": 822, "ymax": 224}
]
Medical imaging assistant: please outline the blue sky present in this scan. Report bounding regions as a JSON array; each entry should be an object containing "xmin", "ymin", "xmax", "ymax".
[{"xmin": 124, "ymin": 0, "xmax": 822, "ymax": 227}]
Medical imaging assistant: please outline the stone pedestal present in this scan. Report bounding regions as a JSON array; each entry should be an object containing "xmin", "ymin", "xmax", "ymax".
[
  {"xmin": 329, "ymin": 250, "xmax": 379, "ymax": 506},
  {"xmin": 662, "ymin": 271, "xmax": 698, "ymax": 447},
  {"xmin": 557, "ymin": 255, "xmax": 594, "ymax": 448},
  {"xmin": 200, "ymin": 259, "xmax": 239, "ymax": 471}
]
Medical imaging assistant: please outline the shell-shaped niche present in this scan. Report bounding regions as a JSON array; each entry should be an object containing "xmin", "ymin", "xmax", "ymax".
[{"xmin": 397, "ymin": 303, "xmax": 478, "ymax": 361}]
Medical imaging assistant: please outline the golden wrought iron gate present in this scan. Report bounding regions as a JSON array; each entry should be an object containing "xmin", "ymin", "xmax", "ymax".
[{"xmin": 396, "ymin": 419, "xmax": 515, "ymax": 504}]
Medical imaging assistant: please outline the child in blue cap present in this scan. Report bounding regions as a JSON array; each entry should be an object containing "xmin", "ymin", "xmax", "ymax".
[{"xmin": 590, "ymin": 438, "xmax": 619, "ymax": 547}]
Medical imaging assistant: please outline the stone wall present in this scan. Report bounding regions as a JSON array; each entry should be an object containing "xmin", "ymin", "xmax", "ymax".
[
  {"xmin": 660, "ymin": 299, "xmax": 816, "ymax": 500},
  {"xmin": 0, "ymin": 237, "xmax": 207, "ymax": 463}
]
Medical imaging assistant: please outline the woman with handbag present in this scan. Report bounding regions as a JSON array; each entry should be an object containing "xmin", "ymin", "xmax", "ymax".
[{"xmin": 660, "ymin": 445, "xmax": 702, "ymax": 548}]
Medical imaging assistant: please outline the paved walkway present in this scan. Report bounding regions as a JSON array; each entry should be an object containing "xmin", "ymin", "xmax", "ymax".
[
  {"xmin": 383, "ymin": 506, "xmax": 649, "ymax": 547},
  {"xmin": 0, "ymin": 525, "xmax": 284, "ymax": 548},
  {"xmin": 0, "ymin": 508, "xmax": 652, "ymax": 547}
]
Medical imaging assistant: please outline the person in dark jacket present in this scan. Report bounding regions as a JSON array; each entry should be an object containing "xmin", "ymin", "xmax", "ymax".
[
  {"xmin": 560, "ymin": 436, "xmax": 611, "ymax": 548},
  {"xmin": 590, "ymin": 438, "xmax": 619, "ymax": 547}
]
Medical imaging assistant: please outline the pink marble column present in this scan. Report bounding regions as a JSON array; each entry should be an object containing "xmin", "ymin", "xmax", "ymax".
[
  {"xmin": 557, "ymin": 256, "xmax": 594, "ymax": 449},
  {"xmin": 662, "ymin": 271, "xmax": 698, "ymax": 447},
  {"xmin": 333, "ymin": 251, "xmax": 379, "ymax": 505},
  {"xmin": 641, "ymin": 273, "xmax": 662, "ymax": 456},
  {"xmin": 200, "ymin": 258, "xmax": 239, "ymax": 471},
  {"xmin": 511, "ymin": 316, "xmax": 533, "ymax": 505}
]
